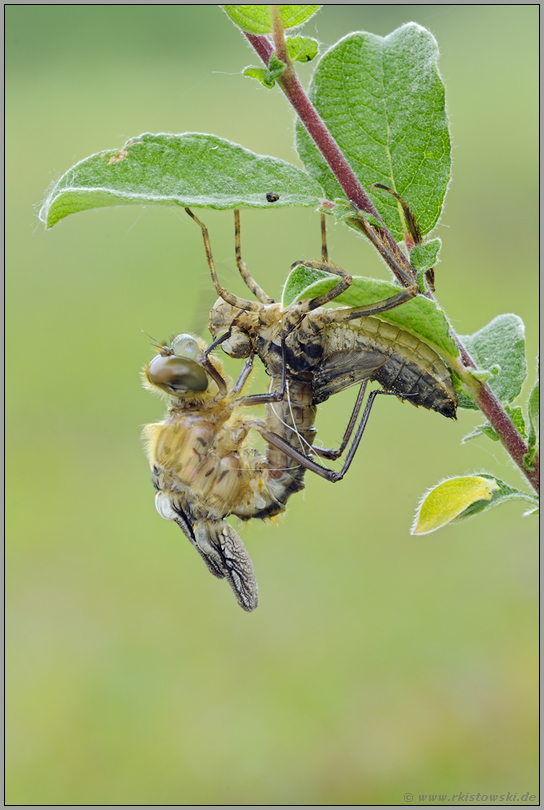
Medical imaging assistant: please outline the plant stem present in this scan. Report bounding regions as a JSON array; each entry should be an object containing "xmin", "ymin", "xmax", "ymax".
[
  {"xmin": 246, "ymin": 30, "xmax": 374, "ymax": 215},
  {"xmin": 245, "ymin": 27, "xmax": 411, "ymax": 288},
  {"xmin": 454, "ymin": 357, "xmax": 539, "ymax": 492},
  {"xmin": 244, "ymin": 25, "xmax": 539, "ymax": 496},
  {"xmin": 478, "ymin": 388, "xmax": 539, "ymax": 489}
]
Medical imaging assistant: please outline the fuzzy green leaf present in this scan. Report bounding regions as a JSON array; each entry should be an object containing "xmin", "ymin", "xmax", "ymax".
[
  {"xmin": 524, "ymin": 357, "xmax": 539, "ymax": 470},
  {"xmin": 243, "ymin": 53, "xmax": 286, "ymax": 88},
  {"xmin": 456, "ymin": 314, "xmax": 528, "ymax": 410},
  {"xmin": 281, "ymin": 267, "xmax": 458, "ymax": 362},
  {"xmin": 267, "ymin": 52, "xmax": 287, "ymax": 79},
  {"xmin": 462, "ymin": 404, "xmax": 527, "ymax": 444},
  {"xmin": 410, "ymin": 238, "xmax": 441, "ymax": 272},
  {"xmin": 412, "ymin": 474, "xmax": 538, "ymax": 534},
  {"xmin": 220, "ymin": 5, "xmax": 321, "ymax": 35},
  {"xmin": 462, "ymin": 423, "xmax": 500, "ymax": 444},
  {"xmin": 527, "ymin": 377, "xmax": 539, "ymax": 445},
  {"xmin": 296, "ymin": 24, "xmax": 451, "ymax": 241},
  {"xmin": 451, "ymin": 474, "xmax": 538, "ymax": 522},
  {"xmin": 412, "ymin": 476, "xmax": 500, "ymax": 535},
  {"xmin": 286, "ymin": 35, "xmax": 319, "ymax": 63},
  {"xmin": 242, "ymin": 67, "xmax": 273, "ymax": 88},
  {"xmin": 40, "ymin": 133, "xmax": 322, "ymax": 227}
]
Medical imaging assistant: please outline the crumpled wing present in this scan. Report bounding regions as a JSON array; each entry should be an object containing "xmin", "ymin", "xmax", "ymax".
[
  {"xmin": 194, "ymin": 521, "xmax": 259, "ymax": 612},
  {"xmin": 312, "ymin": 349, "xmax": 387, "ymax": 404},
  {"xmin": 154, "ymin": 492, "xmax": 258, "ymax": 611},
  {"xmin": 155, "ymin": 491, "xmax": 222, "ymax": 577}
]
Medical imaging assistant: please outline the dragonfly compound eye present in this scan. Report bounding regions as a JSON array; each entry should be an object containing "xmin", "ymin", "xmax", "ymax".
[
  {"xmin": 170, "ymin": 334, "xmax": 200, "ymax": 360},
  {"xmin": 147, "ymin": 355, "xmax": 209, "ymax": 394}
]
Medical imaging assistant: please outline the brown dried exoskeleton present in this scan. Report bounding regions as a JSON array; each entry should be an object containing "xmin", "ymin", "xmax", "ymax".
[{"xmin": 188, "ymin": 206, "xmax": 457, "ymax": 482}]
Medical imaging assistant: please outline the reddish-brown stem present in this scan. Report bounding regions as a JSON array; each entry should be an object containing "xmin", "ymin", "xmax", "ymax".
[
  {"xmin": 476, "ymin": 381, "xmax": 538, "ymax": 491},
  {"xmin": 434, "ymin": 301, "xmax": 538, "ymax": 491},
  {"xmin": 247, "ymin": 30, "xmax": 368, "ymax": 204},
  {"xmin": 244, "ymin": 29, "xmax": 413, "ymax": 289},
  {"xmin": 243, "ymin": 25, "xmax": 539, "ymax": 496}
]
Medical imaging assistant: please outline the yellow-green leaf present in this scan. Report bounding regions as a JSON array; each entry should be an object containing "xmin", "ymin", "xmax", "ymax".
[
  {"xmin": 220, "ymin": 5, "xmax": 321, "ymax": 36},
  {"xmin": 412, "ymin": 476, "xmax": 499, "ymax": 535}
]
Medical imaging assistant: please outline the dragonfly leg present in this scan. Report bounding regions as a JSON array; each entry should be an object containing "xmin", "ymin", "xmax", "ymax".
[
  {"xmin": 289, "ymin": 259, "xmax": 353, "ymax": 312},
  {"xmin": 200, "ymin": 316, "xmax": 243, "ymax": 361},
  {"xmin": 286, "ymin": 262, "xmax": 416, "ymax": 318},
  {"xmin": 349, "ymin": 202, "xmax": 418, "ymax": 290},
  {"xmin": 200, "ymin": 355, "xmax": 228, "ymax": 397},
  {"xmin": 234, "ymin": 210, "xmax": 275, "ymax": 304},
  {"xmin": 185, "ymin": 207, "xmax": 260, "ymax": 312},
  {"xmin": 234, "ymin": 339, "xmax": 288, "ymax": 407},
  {"xmin": 371, "ymin": 184, "xmax": 421, "ymax": 246},
  {"xmin": 233, "ymin": 209, "xmax": 330, "ymax": 304},
  {"xmin": 313, "ymin": 381, "xmax": 368, "ymax": 460},
  {"xmin": 320, "ymin": 213, "xmax": 329, "ymax": 263},
  {"xmin": 229, "ymin": 356, "xmax": 255, "ymax": 396},
  {"xmin": 254, "ymin": 388, "xmax": 415, "ymax": 482},
  {"xmin": 329, "ymin": 389, "xmax": 402, "ymax": 482},
  {"xmin": 326, "ymin": 285, "xmax": 418, "ymax": 323},
  {"xmin": 293, "ymin": 207, "xmax": 420, "ymax": 321}
]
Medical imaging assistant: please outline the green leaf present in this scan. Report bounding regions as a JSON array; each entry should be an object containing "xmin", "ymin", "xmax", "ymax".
[
  {"xmin": 470, "ymin": 367, "xmax": 499, "ymax": 385},
  {"xmin": 242, "ymin": 67, "xmax": 273, "ymax": 88},
  {"xmin": 412, "ymin": 474, "xmax": 538, "ymax": 535},
  {"xmin": 296, "ymin": 24, "xmax": 451, "ymax": 241},
  {"xmin": 286, "ymin": 35, "xmax": 319, "ymax": 63},
  {"xmin": 451, "ymin": 474, "xmax": 538, "ymax": 522},
  {"xmin": 358, "ymin": 213, "xmax": 383, "ymax": 230},
  {"xmin": 527, "ymin": 366, "xmax": 539, "ymax": 443},
  {"xmin": 506, "ymin": 405, "xmax": 525, "ymax": 441},
  {"xmin": 410, "ymin": 239, "xmax": 441, "ymax": 293},
  {"xmin": 505, "ymin": 404, "xmax": 527, "ymax": 436},
  {"xmin": 281, "ymin": 267, "xmax": 458, "ymax": 362},
  {"xmin": 462, "ymin": 423, "xmax": 500, "ymax": 444},
  {"xmin": 525, "ymin": 355, "xmax": 539, "ymax": 470},
  {"xmin": 266, "ymin": 52, "xmax": 287, "ymax": 82},
  {"xmin": 40, "ymin": 133, "xmax": 322, "ymax": 227},
  {"xmin": 220, "ymin": 5, "xmax": 321, "ymax": 35},
  {"xmin": 412, "ymin": 476, "xmax": 500, "ymax": 535},
  {"xmin": 243, "ymin": 52, "xmax": 286, "ymax": 88},
  {"xmin": 462, "ymin": 404, "xmax": 527, "ymax": 444},
  {"xmin": 410, "ymin": 238, "xmax": 441, "ymax": 272},
  {"xmin": 456, "ymin": 314, "xmax": 528, "ymax": 410}
]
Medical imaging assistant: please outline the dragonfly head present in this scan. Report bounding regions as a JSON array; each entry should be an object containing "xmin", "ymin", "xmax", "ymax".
[{"xmin": 143, "ymin": 333, "xmax": 209, "ymax": 397}]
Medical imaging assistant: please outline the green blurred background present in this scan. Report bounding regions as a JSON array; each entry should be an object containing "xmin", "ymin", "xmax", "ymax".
[{"xmin": 6, "ymin": 5, "xmax": 538, "ymax": 805}]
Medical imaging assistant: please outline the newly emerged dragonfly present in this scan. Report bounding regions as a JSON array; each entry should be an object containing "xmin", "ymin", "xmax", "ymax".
[{"xmin": 143, "ymin": 333, "xmax": 341, "ymax": 611}]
